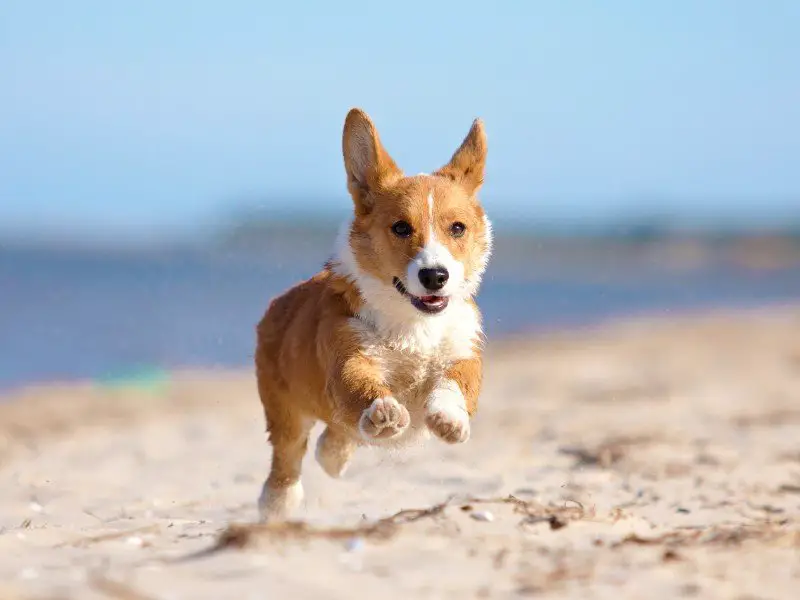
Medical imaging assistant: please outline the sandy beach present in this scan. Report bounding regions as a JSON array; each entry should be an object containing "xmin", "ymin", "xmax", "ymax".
[{"xmin": 1, "ymin": 306, "xmax": 799, "ymax": 599}]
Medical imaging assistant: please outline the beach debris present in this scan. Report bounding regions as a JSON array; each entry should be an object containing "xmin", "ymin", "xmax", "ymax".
[
  {"xmin": 173, "ymin": 494, "xmax": 593, "ymax": 563},
  {"xmin": 661, "ymin": 549, "xmax": 682, "ymax": 562},
  {"xmin": 610, "ymin": 520, "xmax": 800, "ymax": 549},
  {"xmin": 558, "ymin": 435, "xmax": 654, "ymax": 469},
  {"xmin": 747, "ymin": 502, "xmax": 784, "ymax": 514},
  {"xmin": 170, "ymin": 497, "xmax": 458, "ymax": 562},
  {"xmin": 520, "ymin": 514, "xmax": 568, "ymax": 530},
  {"xmin": 470, "ymin": 510, "xmax": 495, "ymax": 522}
]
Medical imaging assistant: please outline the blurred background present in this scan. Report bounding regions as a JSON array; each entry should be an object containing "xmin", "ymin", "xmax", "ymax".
[{"xmin": 1, "ymin": 1, "xmax": 799, "ymax": 391}]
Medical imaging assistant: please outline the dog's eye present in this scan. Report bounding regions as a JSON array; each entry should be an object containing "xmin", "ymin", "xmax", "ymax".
[
  {"xmin": 391, "ymin": 220, "xmax": 412, "ymax": 238},
  {"xmin": 450, "ymin": 222, "xmax": 466, "ymax": 238}
]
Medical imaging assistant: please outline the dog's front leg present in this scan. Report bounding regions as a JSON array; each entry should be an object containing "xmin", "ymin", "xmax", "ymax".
[
  {"xmin": 425, "ymin": 355, "xmax": 482, "ymax": 444},
  {"xmin": 327, "ymin": 351, "xmax": 410, "ymax": 442}
]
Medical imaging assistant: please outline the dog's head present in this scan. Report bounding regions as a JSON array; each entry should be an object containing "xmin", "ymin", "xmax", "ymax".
[{"xmin": 336, "ymin": 108, "xmax": 492, "ymax": 319}]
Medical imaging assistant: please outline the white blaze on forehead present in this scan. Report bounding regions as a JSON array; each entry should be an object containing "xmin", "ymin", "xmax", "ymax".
[
  {"xmin": 405, "ymin": 192, "xmax": 465, "ymax": 297},
  {"xmin": 427, "ymin": 191, "xmax": 434, "ymax": 231}
]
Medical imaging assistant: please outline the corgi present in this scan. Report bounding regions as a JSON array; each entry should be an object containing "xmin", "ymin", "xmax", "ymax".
[{"xmin": 254, "ymin": 108, "xmax": 492, "ymax": 520}]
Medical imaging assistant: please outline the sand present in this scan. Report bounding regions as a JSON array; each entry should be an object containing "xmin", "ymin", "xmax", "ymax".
[{"xmin": 1, "ymin": 307, "xmax": 799, "ymax": 599}]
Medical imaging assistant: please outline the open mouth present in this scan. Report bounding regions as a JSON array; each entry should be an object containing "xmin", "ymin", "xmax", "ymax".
[{"xmin": 392, "ymin": 277, "xmax": 449, "ymax": 314}]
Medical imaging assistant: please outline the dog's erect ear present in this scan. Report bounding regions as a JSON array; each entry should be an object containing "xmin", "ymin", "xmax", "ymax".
[
  {"xmin": 435, "ymin": 118, "xmax": 487, "ymax": 196},
  {"xmin": 342, "ymin": 108, "xmax": 402, "ymax": 215}
]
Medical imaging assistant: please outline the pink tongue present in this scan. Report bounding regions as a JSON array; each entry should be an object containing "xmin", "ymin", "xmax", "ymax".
[{"xmin": 421, "ymin": 296, "xmax": 440, "ymax": 303}]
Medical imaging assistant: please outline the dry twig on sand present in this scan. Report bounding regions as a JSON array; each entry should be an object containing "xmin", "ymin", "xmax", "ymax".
[
  {"xmin": 175, "ymin": 498, "xmax": 454, "ymax": 562},
  {"xmin": 612, "ymin": 521, "xmax": 800, "ymax": 550},
  {"xmin": 175, "ymin": 494, "xmax": 592, "ymax": 563}
]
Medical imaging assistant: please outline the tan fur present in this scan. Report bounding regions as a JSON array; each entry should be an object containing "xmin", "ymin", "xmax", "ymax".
[
  {"xmin": 445, "ymin": 355, "xmax": 482, "ymax": 417},
  {"xmin": 255, "ymin": 108, "xmax": 492, "ymax": 520}
]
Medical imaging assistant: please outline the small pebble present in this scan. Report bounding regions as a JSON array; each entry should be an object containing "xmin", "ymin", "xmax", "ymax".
[
  {"xmin": 126, "ymin": 536, "xmax": 144, "ymax": 547},
  {"xmin": 470, "ymin": 510, "xmax": 495, "ymax": 522},
  {"xmin": 29, "ymin": 502, "xmax": 44, "ymax": 513}
]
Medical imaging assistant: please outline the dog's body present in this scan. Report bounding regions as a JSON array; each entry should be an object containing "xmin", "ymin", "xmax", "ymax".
[{"xmin": 255, "ymin": 109, "xmax": 492, "ymax": 520}]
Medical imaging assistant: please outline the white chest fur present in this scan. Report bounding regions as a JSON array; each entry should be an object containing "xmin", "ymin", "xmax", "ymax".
[
  {"xmin": 350, "ymin": 297, "xmax": 481, "ymax": 404},
  {"xmin": 349, "ymin": 301, "xmax": 480, "ymax": 448}
]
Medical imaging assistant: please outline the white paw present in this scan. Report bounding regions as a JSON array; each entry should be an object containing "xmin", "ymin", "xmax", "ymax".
[
  {"xmin": 315, "ymin": 427, "xmax": 355, "ymax": 478},
  {"xmin": 425, "ymin": 381, "xmax": 470, "ymax": 444},
  {"xmin": 359, "ymin": 397, "xmax": 410, "ymax": 441},
  {"xmin": 258, "ymin": 480, "xmax": 303, "ymax": 522}
]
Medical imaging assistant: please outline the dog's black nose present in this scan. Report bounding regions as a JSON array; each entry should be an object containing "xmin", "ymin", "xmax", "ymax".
[{"xmin": 418, "ymin": 267, "xmax": 449, "ymax": 291}]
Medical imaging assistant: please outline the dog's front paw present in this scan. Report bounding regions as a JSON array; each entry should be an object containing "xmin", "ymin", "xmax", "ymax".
[
  {"xmin": 426, "ymin": 383, "xmax": 470, "ymax": 444},
  {"xmin": 359, "ymin": 397, "xmax": 410, "ymax": 440}
]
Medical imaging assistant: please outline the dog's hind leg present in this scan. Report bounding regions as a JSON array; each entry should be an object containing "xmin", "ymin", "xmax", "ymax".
[
  {"xmin": 315, "ymin": 426, "xmax": 356, "ymax": 478},
  {"xmin": 258, "ymin": 394, "xmax": 314, "ymax": 522}
]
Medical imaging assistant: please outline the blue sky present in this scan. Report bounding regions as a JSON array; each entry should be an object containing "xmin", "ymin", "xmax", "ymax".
[{"xmin": 2, "ymin": 0, "xmax": 799, "ymax": 242}]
